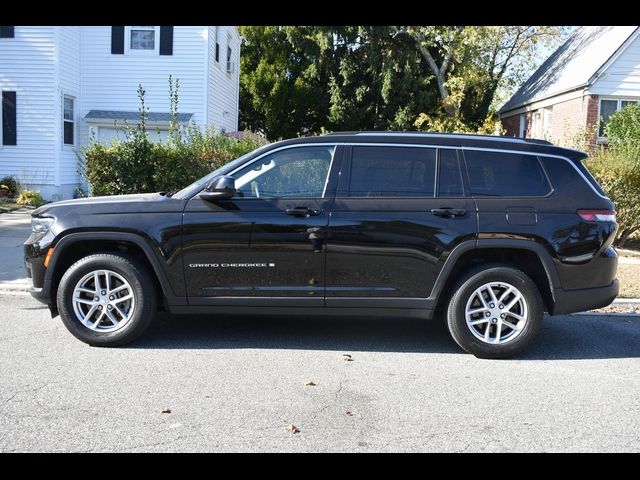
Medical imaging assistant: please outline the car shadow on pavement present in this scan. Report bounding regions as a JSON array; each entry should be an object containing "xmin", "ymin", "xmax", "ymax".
[{"xmin": 128, "ymin": 312, "xmax": 640, "ymax": 360}]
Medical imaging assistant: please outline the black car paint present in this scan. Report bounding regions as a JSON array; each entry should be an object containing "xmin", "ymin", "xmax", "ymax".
[{"xmin": 25, "ymin": 133, "xmax": 619, "ymax": 319}]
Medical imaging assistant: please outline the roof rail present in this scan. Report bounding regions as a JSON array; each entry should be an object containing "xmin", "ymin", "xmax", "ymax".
[{"xmin": 322, "ymin": 131, "xmax": 553, "ymax": 146}]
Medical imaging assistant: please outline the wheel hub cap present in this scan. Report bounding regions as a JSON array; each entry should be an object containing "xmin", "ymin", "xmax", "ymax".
[
  {"xmin": 464, "ymin": 281, "xmax": 528, "ymax": 345},
  {"xmin": 72, "ymin": 269, "xmax": 135, "ymax": 333}
]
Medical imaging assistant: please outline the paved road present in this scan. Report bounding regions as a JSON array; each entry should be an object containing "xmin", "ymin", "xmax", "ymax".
[
  {"xmin": 0, "ymin": 292, "xmax": 638, "ymax": 452},
  {"xmin": 0, "ymin": 210, "xmax": 31, "ymax": 289}
]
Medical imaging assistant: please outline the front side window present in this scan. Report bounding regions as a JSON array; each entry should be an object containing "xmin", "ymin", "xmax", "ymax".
[
  {"xmin": 232, "ymin": 146, "xmax": 334, "ymax": 199},
  {"xmin": 63, "ymin": 96, "xmax": 74, "ymax": 145},
  {"xmin": 130, "ymin": 26, "xmax": 156, "ymax": 50},
  {"xmin": 465, "ymin": 150, "xmax": 551, "ymax": 197},
  {"xmin": 348, "ymin": 146, "xmax": 436, "ymax": 197}
]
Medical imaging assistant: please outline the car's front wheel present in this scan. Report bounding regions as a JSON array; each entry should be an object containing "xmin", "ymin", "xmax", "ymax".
[
  {"xmin": 57, "ymin": 253, "xmax": 157, "ymax": 346},
  {"xmin": 446, "ymin": 265, "xmax": 544, "ymax": 359}
]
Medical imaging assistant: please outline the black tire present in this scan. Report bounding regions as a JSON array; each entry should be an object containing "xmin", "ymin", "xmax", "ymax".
[
  {"xmin": 56, "ymin": 253, "xmax": 157, "ymax": 347},
  {"xmin": 446, "ymin": 264, "xmax": 544, "ymax": 359}
]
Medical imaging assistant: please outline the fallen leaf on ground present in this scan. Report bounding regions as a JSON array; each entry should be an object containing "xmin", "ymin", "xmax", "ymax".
[
  {"xmin": 342, "ymin": 353, "xmax": 352, "ymax": 358},
  {"xmin": 345, "ymin": 411, "xmax": 353, "ymax": 416},
  {"xmin": 343, "ymin": 354, "xmax": 354, "ymax": 362},
  {"xmin": 160, "ymin": 408, "xmax": 171, "ymax": 414},
  {"xmin": 304, "ymin": 381, "xmax": 317, "ymax": 387},
  {"xmin": 287, "ymin": 424, "xmax": 300, "ymax": 434}
]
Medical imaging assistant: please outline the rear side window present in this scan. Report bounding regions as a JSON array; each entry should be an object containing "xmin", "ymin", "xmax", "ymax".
[
  {"xmin": 464, "ymin": 150, "xmax": 551, "ymax": 197},
  {"xmin": 349, "ymin": 146, "xmax": 436, "ymax": 197},
  {"xmin": 575, "ymin": 160, "xmax": 606, "ymax": 196}
]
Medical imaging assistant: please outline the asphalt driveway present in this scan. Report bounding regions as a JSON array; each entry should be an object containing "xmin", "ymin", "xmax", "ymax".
[{"xmin": 0, "ymin": 292, "xmax": 638, "ymax": 452}]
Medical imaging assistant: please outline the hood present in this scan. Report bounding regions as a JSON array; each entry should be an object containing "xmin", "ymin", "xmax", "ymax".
[{"xmin": 33, "ymin": 192, "xmax": 186, "ymax": 217}]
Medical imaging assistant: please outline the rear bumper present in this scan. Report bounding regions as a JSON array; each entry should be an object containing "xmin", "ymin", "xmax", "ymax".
[{"xmin": 551, "ymin": 279, "xmax": 619, "ymax": 315}]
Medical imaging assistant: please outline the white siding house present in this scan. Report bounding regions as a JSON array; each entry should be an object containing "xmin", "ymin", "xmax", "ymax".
[{"xmin": 0, "ymin": 25, "xmax": 241, "ymax": 200}]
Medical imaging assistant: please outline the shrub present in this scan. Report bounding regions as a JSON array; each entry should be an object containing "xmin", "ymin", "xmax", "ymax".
[
  {"xmin": 81, "ymin": 82, "xmax": 267, "ymax": 196},
  {"xmin": 604, "ymin": 103, "xmax": 640, "ymax": 156},
  {"xmin": 16, "ymin": 190, "xmax": 45, "ymax": 208},
  {"xmin": 0, "ymin": 176, "xmax": 21, "ymax": 197},
  {"xmin": 586, "ymin": 149, "xmax": 640, "ymax": 247}
]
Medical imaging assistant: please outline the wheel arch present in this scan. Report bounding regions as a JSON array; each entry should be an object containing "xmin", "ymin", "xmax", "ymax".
[
  {"xmin": 43, "ymin": 232, "xmax": 184, "ymax": 309},
  {"xmin": 430, "ymin": 239, "xmax": 560, "ymax": 313}
]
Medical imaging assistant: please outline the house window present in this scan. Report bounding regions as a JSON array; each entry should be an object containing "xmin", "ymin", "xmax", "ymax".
[
  {"xmin": 129, "ymin": 26, "xmax": 157, "ymax": 52},
  {"xmin": 215, "ymin": 27, "xmax": 220, "ymax": 62},
  {"xmin": 599, "ymin": 98, "xmax": 639, "ymax": 138},
  {"xmin": 63, "ymin": 96, "xmax": 75, "ymax": 146},
  {"xmin": 518, "ymin": 114, "xmax": 527, "ymax": 138}
]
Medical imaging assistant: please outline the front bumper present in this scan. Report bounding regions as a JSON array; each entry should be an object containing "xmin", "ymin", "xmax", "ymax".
[{"xmin": 551, "ymin": 279, "xmax": 619, "ymax": 315}]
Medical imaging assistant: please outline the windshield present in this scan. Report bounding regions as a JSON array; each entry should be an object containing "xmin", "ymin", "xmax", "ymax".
[{"xmin": 170, "ymin": 147, "xmax": 268, "ymax": 200}]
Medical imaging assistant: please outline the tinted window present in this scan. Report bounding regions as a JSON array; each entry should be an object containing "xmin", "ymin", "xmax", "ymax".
[
  {"xmin": 232, "ymin": 146, "xmax": 334, "ymax": 198},
  {"xmin": 465, "ymin": 150, "xmax": 551, "ymax": 197},
  {"xmin": 349, "ymin": 146, "xmax": 436, "ymax": 197},
  {"xmin": 438, "ymin": 149, "xmax": 463, "ymax": 197}
]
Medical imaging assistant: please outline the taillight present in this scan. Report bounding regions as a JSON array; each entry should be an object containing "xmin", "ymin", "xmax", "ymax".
[{"xmin": 577, "ymin": 209, "xmax": 617, "ymax": 222}]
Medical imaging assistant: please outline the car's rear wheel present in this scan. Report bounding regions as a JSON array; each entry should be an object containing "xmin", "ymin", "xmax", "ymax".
[
  {"xmin": 57, "ymin": 253, "xmax": 157, "ymax": 346},
  {"xmin": 446, "ymin": 265, "xmax": 544, "ymax": 359}
]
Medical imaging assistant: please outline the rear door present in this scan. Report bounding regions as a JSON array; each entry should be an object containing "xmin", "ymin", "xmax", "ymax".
[{"xmin": 325, "ymin": 144, "xmax": 477, "ymax": 308}]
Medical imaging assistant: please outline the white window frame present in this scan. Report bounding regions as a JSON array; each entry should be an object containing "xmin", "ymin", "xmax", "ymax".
[
  {"xmin": 125, "ymin": 26, "xmax": 159, "ymax": 55},
  {"xmin": 542, "ymin": 106, "xmax": 553, "ymax": 141},
  {"xmin": 530, "ymin": 111, "xmax": 541, "ymax": 139},
  {"xmin": 214, "ymin": 27, "xmax": 221, "ymax": 65},
  {"xmin": 518, "ymin": 113, "xmax": 527, "ymax": 138},
  {"xmin": 598, "ymin": 96, "xmax": 640, "ymax": 141},
  {"xmin": 62, "ymin": 94, "xmax": 76, "ymax": 148}
]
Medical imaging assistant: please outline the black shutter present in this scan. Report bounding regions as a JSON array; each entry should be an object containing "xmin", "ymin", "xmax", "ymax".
[
  {"xmin": 111, "ymin": 26, "xmax": 124, "ymax": 54},
  {"xmin": 0, "ymin": 26, "xmax": 14, "ymax": 38},
  {"xmin": 215, "ymin": 43, "xmax": 220, "ymax": 62},
  {"xmin": 159, "ymin": 26, "xmax": 173, "ymax": 55},
  {"xmin": 2, "ymin": 91, "xmax": 17, "ymax": 146}
]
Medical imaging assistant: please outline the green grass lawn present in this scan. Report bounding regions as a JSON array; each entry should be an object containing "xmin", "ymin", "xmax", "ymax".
[{"xmin": 0, "ymin": 202, "xmax": 21, "ymax": 214}]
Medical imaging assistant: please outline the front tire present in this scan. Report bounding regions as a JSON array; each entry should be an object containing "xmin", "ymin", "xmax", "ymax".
[
  {"xmin": 446, "ymin": 265, "xmax": 544, "ymax": 359},
  {"xmin": 57, "ymin": 253, "xmax": 157, "ymax": 347}
]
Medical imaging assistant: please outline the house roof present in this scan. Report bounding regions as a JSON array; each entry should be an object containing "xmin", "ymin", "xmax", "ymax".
[
  {"xmin": 84, "ymin": 110, "xmax": 193, "ymax": 123},
  {"xmin": 500, "ymin": 26, "xmax": 639, "ymax": 114}
]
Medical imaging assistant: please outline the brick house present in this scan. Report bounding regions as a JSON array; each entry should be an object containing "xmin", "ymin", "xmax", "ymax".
[{"xmin": 500, "ymin": 26, "xmax": 640, "ymax": 147}]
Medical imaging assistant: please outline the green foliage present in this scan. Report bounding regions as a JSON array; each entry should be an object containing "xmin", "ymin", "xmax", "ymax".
[
  {"xmin": 16, "ymin": 190, "xmax": 45, "ymax": 207},
  {"xmin": 604, "ymin": 103, "xmax": 640, "ymax": 156},
  {"xmin": 239, "ymin": 26, "xmax": 567, "ymax": 140},
  {"xmin": 586, "ymin": 149, "xmax": 640, "ymax": 247},
  {"xmin": 0, "ymin": 176, "xmax": 21, "ymax": 197},
  {"xmin": 82, "ymin": 79, "xmax": 267, "ymax": 196}
]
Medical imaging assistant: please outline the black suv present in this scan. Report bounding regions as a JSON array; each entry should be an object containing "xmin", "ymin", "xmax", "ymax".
[{"xmin": 24, "ymin": 132, "xmax": 619, "ymax": 358}]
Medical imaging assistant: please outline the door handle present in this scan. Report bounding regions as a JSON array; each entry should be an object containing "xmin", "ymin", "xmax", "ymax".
[
  {"xmin": 430, "ymin": 208, "xmax": 466, "ymax": 218},
  {"xmin": 285, "ymin": 207, "xmax": 323, "ymax": 217}
]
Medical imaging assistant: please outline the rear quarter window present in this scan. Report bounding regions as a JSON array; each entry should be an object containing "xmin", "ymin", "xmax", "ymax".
[{"xmin": 464, "ymin": 150, "xmax": 551, "ymax": 197}]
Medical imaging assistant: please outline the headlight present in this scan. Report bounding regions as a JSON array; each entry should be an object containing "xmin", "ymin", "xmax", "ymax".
[{"xmin": 31, "ymin": 217, "xmax": 54, "ymax": 233}]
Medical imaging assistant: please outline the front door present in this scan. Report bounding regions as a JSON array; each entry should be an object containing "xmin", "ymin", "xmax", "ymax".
[
  {"xmin": 325, "ymin": 145, "xmax": 477, "ymax": 308},
  {"xmin": 183, "ymin": 144, "xmax": 341, "ymax": 306}
]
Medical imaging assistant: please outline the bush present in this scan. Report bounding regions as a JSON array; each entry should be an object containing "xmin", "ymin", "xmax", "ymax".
[
  {"xmin": 16, "ymin": 190, "xmax": 45, "ymax": 207},
  {"xmin": 80, "ymin": 81, "xmax": 268, "ymax": 197},
  {"xmin": 0, "ymin": 176, "xmax": 21, "ymax": 197},
  {"xmin": 586, "ymin": 149, "xmax": 640, "ymax": 247},
  {"xmin": 604, "ymin": 103, "xmax": 640, "ymax": 156}
]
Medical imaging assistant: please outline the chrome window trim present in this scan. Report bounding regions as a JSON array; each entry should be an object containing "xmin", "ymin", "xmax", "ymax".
[{"xmin": 194, "ymin": 141, "xmax": 608, "ymax": 201}]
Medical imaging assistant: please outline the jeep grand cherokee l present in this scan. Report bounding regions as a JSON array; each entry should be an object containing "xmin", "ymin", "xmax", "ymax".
[{"xmin": 24, "ymin": 132, "xmax": 619, "ymax": 358}]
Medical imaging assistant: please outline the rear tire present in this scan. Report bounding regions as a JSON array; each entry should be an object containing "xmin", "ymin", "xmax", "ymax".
[
  {"xmin": 446, "ymin": 264, "xmax": 544, "ymax": 359},
  {"xmin": 56, "ymin": 253, "xmax": 157, "ymax": 347}
]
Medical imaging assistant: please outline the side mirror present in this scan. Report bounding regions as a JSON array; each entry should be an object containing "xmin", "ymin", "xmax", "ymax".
[{"xmin": 199, "ymin": 175, "xmax": 236, "ymax": 202}]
